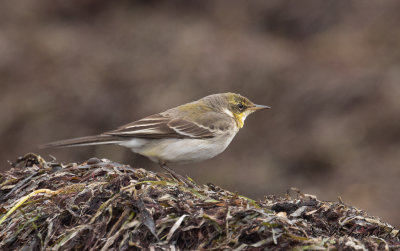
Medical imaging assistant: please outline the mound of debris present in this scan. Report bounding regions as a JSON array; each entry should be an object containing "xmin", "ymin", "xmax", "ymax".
[{"xmin": 0, "ymin": 154, "xmax": 399, "ymax": 250}]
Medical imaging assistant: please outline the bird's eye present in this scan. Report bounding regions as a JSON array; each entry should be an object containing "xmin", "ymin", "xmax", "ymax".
[{"xmin": 237, "ymin": 103, "xmax": 244, "ymax": 110}]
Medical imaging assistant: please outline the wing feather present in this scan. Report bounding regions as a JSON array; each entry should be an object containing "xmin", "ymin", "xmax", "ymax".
[{"xmin": 105, "ymin": 114, "xmax": 216, "ymax": 139}]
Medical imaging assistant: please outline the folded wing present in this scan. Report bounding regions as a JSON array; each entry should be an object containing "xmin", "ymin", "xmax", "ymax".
[{"xmin": 104, "ymin": 114, "xmax": 216, "ymax": 139}]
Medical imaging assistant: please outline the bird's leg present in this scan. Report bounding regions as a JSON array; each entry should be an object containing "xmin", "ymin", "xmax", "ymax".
[{"xmin": 158, "ymin": 162, "xmax": 197, "ymax": 188}]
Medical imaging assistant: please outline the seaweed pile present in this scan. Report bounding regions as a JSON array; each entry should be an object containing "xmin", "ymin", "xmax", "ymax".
[{"xmin": 0, "ymin": 153, "xmax": 399, "ymax": 250}]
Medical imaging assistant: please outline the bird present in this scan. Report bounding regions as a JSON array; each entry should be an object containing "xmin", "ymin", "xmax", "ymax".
[{"xmin": 42, "ymin": 93, "xmax": 270, "ymax": 186}]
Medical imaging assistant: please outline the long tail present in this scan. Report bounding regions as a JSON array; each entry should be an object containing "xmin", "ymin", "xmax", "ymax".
[{"xmin": 40, "ymin": 135, "xmax": 122, "ymax": 149}]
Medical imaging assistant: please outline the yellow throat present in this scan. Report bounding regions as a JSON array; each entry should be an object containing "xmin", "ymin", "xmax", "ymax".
[{"xmin": 233, "ymin": 112, "xmax": 246, "ymax": 128}]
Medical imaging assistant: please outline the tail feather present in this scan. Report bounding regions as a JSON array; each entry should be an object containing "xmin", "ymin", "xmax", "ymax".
[{"xmin": 40, "ymin": 135, "xmax": 122, "ymax": 149}]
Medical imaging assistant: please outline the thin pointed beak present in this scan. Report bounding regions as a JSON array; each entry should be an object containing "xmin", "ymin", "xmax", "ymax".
[{"xmin": 250, "ymin": 104, "xmax": 271, "ymax": 110}]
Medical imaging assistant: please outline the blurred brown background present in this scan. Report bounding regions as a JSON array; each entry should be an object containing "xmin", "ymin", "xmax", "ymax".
[{"xmin": 1, "ymin": 0, "xmax": 400, "ymax": 226}]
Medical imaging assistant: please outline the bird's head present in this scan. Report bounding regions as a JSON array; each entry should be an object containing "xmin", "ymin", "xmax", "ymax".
[{"xmin": 224, "ymin": 93, "xmax": 270, "ymax": 128}]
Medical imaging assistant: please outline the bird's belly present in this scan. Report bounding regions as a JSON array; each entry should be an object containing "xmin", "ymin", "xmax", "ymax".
[{"xmin": 119, "ymin": 134, "xmax": 236, "ymax": 164}]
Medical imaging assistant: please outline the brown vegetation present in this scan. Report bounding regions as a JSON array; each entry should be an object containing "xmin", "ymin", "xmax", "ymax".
[{"xmin": 1, "ymin": 154, "xmax": 399, "ymax": 250}]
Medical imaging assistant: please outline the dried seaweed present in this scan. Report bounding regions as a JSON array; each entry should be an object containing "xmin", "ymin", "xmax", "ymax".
[{"xmin": 0, "ymin": 153, "xmax": 399, "ymax": 250}]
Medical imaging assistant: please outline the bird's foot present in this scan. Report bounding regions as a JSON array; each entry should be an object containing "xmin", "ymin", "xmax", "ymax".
[{"xmin": 159, "ymin": 163, "xmax": 198, "ymax": 189}]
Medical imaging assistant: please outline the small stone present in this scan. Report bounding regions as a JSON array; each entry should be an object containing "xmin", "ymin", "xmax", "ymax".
[{"xmin": 87, "ymin": 157, "xmax": 101, "ymax": 165}]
